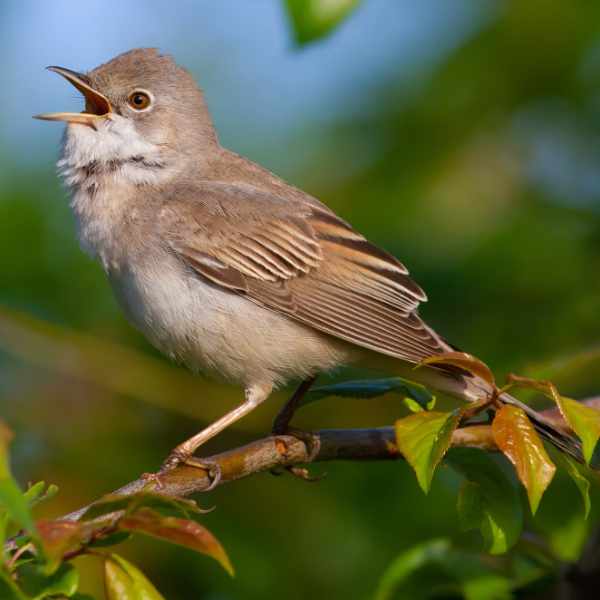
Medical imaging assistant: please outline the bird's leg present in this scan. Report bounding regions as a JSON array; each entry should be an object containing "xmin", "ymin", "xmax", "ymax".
[
  {"xmin": 271, "ymin": 377, "xmax": 321, "ymax": 479},
  {"xmin": 272, "ymin": 376, "xmax": 317, "ymax": 435},
  {"xmin": 150, "ymin": 383, "xmax": 272, "ymax": 490}
]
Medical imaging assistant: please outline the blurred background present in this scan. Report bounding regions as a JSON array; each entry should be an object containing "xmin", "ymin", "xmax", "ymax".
[{"xmin": 1, "ymin": 0, "xmax": 600, "ymax": 598}]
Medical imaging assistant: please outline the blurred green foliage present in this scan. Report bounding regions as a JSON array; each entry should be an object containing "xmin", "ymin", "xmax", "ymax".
[
  {"xmin": 2, "ymin": 0, "xmax": 600, "ymax": 598},
  {"xmin": 284, "ymin": 0, "xmax": 361, "ymax": 44}
]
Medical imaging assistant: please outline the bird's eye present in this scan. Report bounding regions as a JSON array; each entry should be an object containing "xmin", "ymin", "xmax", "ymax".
[{"xmin": 127, "ymin": 91, "xmax": 152, "ymax": 111}]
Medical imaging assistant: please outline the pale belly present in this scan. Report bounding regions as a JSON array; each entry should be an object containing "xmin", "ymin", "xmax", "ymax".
[{"xmin": 108, "ymin": 256, "xmax": 355, "ymax": 389}]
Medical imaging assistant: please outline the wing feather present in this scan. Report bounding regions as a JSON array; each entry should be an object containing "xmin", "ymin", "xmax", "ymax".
[{"xmin": 166, "ymin": 183, "xmax": 446, "ymax": 364}]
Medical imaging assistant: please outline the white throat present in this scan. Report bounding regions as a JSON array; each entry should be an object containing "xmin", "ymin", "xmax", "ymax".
[
  {"xmin": 58, "ymin": 115, "xmax": 172, "ymax": 269},
  {"xmin": 58, "ymin": 114, "xmax": 168, "ymax": 187}
]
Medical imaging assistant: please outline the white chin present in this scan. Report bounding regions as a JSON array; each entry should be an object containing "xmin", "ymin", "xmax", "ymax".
[
  {"xmin": 61, "ymin": 115, "xmax": 156, "ymax": 167},
  {"xmin": 57, "ymin": 114, "xmax": 166, "ymax": 187}
]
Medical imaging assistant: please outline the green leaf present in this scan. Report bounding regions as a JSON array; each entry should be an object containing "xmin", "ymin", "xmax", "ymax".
[
  {"xmin": 0, "ymin": 569, "xmax": 28, "ymax": 599},
  {"xmin": 492, "ymin": 405, "xmax": 556, "ymax": 515},
  {"xmin": 0, "ymin": 511, "xmax": 9, "ymax": 558},
  {"xmin": 284, "ymin": 0, "xmax": 361, "ymax": 45},
  {"xmin": 375, "ymin": 538, "xmax": 451, "ymax": 600},
  {"xmin": 375, "ymin": 538, "xmax": 512, "ymax": 600},
  {"xmin": 81, "ymin": 492, "xmax": 205, "ymax": 522},
  {"xmin": 449, "ymin": 448, "xmax": 523, "ymax": 554},
  {"xmin": 546, "ymin": 512, "xmax": 588, "ymax": 562},
  {"xmin": 461, "ymin": 573, "xmax": 512, "ymax": 600},
  {"xmin": 456, "ymin": 481, "xmax": 483, "ymax": 531},
  {"xmin": 553, "ymin": 452, "xmax": 591, "ymax": 519},
  {"xmin": 303, "ymin": 377, "xmax": 435, "ymax": 411},
  {"xmin": 395, "ymin": 410, "xmax": 460, "ymax": 493},
  {"xmin": 458, "ymin": 482, "xmax": 519, "ymax": 555},
  {"xmin": 104, "ymin": 554, "xmax": 165, "ymax": 600},
  {"xmin": 554, "ymin": 396, "xmax": 600, "ymax": 464},
  {"xmin": 17, "ymin": 562, "xmax": 79, "ymax": 599},
  {"xmin": 23, "ymin": 483, "xmax": 59, "ymax": 510},
  {"xmin": 23, "ymin": 482, "xmax": 46, "ymax": 506},
  {"xmin": 119, "ymin": 508, "xmax": 233, "ymax": 576},
  {"xmin": 0, "ymin": 421, "xmax": 37, "ymax": 539}
]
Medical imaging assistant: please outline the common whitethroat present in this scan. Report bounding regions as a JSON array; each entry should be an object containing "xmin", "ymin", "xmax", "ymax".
[{"xmin": 35, "ymin": 49, "xmax": 581, "ymax": 484}]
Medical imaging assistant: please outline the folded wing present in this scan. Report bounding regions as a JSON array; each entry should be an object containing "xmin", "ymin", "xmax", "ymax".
[{"xmin": 164, "ymin": 182, "xmax": 447, "ymax": 363}]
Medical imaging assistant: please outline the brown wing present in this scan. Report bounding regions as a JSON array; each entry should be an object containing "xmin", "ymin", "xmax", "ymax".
[{"xmin": 164, "ymin": 182, "xmax": 446, "ymax": 363}]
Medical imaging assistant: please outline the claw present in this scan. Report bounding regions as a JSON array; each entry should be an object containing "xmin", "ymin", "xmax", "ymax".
[
  {"xmin": 287, "ymin": 466, "xmax": 326, "ymax": 482},
  {"xmin": 184, "ymin": 457, "xmax": 222, "ymax": 491},
  {"xmin": 284, "ymin": 427, "xmax": 319, "ymax": 459},
  {"xmin": 144, "ymin": 452, "xmax": 222, "ymax": 492},
  {"xmin": 270, "ymin": 429, "xmax": 322, "ymax": 482},
  {"xmin": 141, "ymin": 471, "xmax": 167, "ymax": 490}
]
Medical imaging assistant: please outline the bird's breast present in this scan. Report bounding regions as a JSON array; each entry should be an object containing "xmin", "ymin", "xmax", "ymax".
[{"xmin": 108, "ymin": 252, "xmax": 354, "ymax": 389}]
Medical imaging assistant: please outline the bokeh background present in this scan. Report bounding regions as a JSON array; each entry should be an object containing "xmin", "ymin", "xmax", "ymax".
[{"xmin": 1, "ymin": 1, "xmax": 600, "ymax": 598}]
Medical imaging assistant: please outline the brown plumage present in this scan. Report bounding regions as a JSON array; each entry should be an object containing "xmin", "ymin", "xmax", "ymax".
[
  {"xmin": 36, "ymin": 48, "xmax": 583, "ymax": 474},
  {"xmin": 165, "ymin": 181, "xmax": 445, "ymax": 365}
]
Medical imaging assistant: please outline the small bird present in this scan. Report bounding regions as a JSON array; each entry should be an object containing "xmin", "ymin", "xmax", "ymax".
[{"xmin": 36, "ymin": 49, "xmax": 580, "ymax": 482}]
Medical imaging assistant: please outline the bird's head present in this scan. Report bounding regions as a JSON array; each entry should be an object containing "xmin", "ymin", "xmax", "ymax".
[{"xmin": 35, "ymin": 48, "xmax": 217, "ymax": 182}]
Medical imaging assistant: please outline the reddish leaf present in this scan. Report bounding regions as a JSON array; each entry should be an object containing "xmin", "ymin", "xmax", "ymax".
[
  {"xmin": 418, "ymin": 352, "xmax": 495, "ymax": 387},
  {"xmin": 492, "ymin": 405, "xmax": 556, "ymax": 514},
  {"xmin": 502, "ymin": 374, "xmax": 600, "ymax": 463},
  {"xmin": 37, "ymin": 520, "xmax": 84, "ymax": 573},
  {"xmin": 119, "ymin": 508, "xmax": 233, "ymax": 575},
  {"xmin": 502, "ymin": 374, "xmax": 561, "ymax": 403}
]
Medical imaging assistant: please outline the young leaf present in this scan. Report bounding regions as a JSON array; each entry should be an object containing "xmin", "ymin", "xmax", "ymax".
[
  {"xmin": 547, "ymin": 514, "xmax": 588, "ymax": 563},
  {"xmin": 449, "ymin": 448, "xmax": 523, "ymax": 554},
  {"xmin": 554, "ymin": 396, "xmax": 600, "ymax": 464},
  {"xmin": 0, "ymin": 570, "xmax": 27, "ymax": 600},
  {"xmin": 375, "ymin": 538, "xmax": 451, "ymax": 600},
  {"xmin": 0, "ymin": 421, "xmax": 37, "ymax": 538},
  {"xmin": 492, "ymin": 405, "xmax": 556, "ymax": 515},
  {"xmin": 36, "ymin": 520, "xmax": 85, "ymax": 574},
  {"xmin": 551, "ymin": 451, "xmax": 591, "ymax": 519},
  {"xmin": 418, "ymin": 352, "xmax": 495, "ymax": 387},
  {"xmin": 104, "ymin": 554, "xmax": 165, "ymax": 600},
  {"xmin": 17, "ymin": 562, "xmax": 79, "ymax": 599},
  {"xmin": 284, "ymin": 0, "xmax": 361, "ymax": 45},
  {"xmin": 119, "ymin": 507, "xmax": 233, "ymax": 576},
  {"xmin": 395, "ymin": 410, "xmax": 460, "ymax": 493},
  {"xmin": 24, "ymin": 483, "xmax": 59, "ymax": 509},
  {"xmin": 81, "ymin": 492, "xmax": 205, "ymax": 521},
  {"xmin": 376, "ymin": 537, "xmax": 512, "ymax": 600}
]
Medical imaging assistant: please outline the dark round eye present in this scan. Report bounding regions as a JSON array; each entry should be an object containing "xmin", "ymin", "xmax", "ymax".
[{"xmin": 128, "ymin": 91, "xmax": 152, "ymax": 110}]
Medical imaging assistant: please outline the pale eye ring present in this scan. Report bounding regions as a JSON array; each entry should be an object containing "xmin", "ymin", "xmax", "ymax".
[{"xmin": 127, "ymin": 90, "xmax": 153, "ymax": 111}]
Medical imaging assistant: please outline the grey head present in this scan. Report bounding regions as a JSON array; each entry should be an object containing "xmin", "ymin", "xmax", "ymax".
[{"xmin": 35, "ymin": 48, "xmax": 219, "ymax": 181}]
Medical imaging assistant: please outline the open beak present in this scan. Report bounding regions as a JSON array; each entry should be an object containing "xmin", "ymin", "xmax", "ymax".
[{"xmin": 34, "ymin": 66, "xmax": 112, "ymax": 127}]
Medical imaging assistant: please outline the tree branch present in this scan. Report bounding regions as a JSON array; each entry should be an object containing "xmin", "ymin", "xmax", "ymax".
[
  {"xmin": 63, "ymin": 424, "xmax": 496, "ymax": 522},
  {"xmin": 60, "ymin": 396, "xmax": 600, "ymax": 525}
]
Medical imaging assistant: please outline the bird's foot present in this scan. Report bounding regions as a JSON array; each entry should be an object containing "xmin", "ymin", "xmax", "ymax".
[
  {"xmin": 271, "ymin": 427, "xmax": 324, "ymax": 481},
  {"xmin": 142, "ymin": 451, "xmax": 222, "ymax": 492}
]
